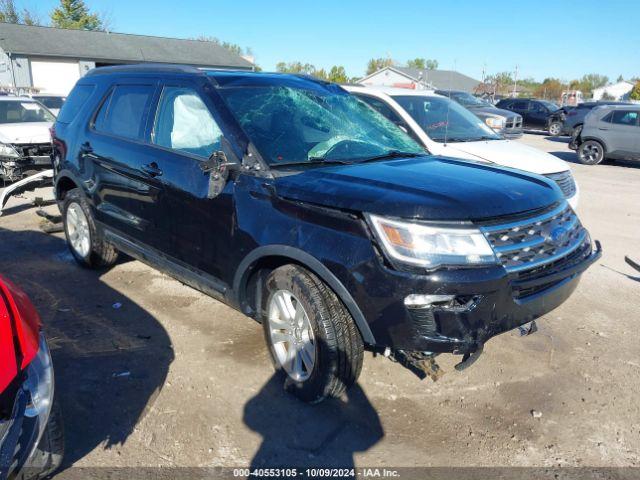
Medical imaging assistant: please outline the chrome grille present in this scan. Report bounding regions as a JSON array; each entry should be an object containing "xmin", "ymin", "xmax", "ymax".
[
  {"xmin": 545, "ymin": 171, "xmax": 577, "ymax": 199},
  {"xmin": 13, "ymin": 143, "xmax": 52, "ymax": 158},
  {"xmin": 481, "ymin": 202, "xmax": 587, "ymax": 273}
]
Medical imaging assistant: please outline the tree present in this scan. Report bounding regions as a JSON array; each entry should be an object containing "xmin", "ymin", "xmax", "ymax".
[
  {"xmin": 366, "ymin": 57, "xmax": 394, "ymax": 75},
  {"xmin": 628, "ymin": 81, "xmax": 640, "ymax": 101},
  {"xmin": 406, "ymin": 58, "xmax": 438, "ymax": 70},
  {"xmin": 0, "ymin": 0, "xmax": 40, "ymax": 24},
  {"xmin": 0, "ymin": 0, "xmax": 19, "ymax": 23},
  {"xmin": 275, "ymin": 61, "xmax": 317, "ymax": 76},
  {"xmin": 533, "ymin": 78, "xmax": 563, "ymax": 101},
  {"xmin": 51, "ymin": 0, "xmax": 103, "ymax": 30},
  {"xmin": 617, "ymin": 75, "xmax": 625, "ymax": 83},
  {"xmin": 571, "ymin": 73, "xmax": 609, "ymax": 98},
  {"xmin": 327, "ymin": 65, "xmax": 348, "ymax": 84}
]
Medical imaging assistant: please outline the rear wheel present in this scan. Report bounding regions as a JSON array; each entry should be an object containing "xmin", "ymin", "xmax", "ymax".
[
  {"xmin": 62, "ymin": 188, "xmax": 118, "ymax": 268},
  {"xmin": 548, "ymin": 121, "xmax": 562, "ymax": 136},
  {"xmin": 261, "ymin": 265, "xmax": 364, "ymax": 403},
  {"xmin": 578, "ymin": 140, "xmax": 605, "ymax": 165}
]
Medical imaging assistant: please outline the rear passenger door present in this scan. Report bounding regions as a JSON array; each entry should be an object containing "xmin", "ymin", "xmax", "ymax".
[
  {"xmin": 84, "ymin": 79, "xmax": 164, "ymax": 246},
  {"xmin": 607, "ymin": 110, "xmax": 640, "ymax": 159}
]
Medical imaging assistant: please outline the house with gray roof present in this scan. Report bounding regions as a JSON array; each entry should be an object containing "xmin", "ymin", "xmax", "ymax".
[
  {"xmin": 359, "ymin": 66, "xmax": 480, "ymax": 93},
  {"xmin": 0, "ymin": 22, "xmax": 254, "ymax": 95}
]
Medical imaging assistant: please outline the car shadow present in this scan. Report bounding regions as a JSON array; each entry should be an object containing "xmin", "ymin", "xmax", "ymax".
[
  {"xmin": 549, "ymin": 151, "xmax": 640, "ymax": 170},
  {"xmin": 543, "ymin": 136, "xmax": 569, "ymax": 143},
  {"xmin": 244, "ymin": 373, "xmax": 384, "ymax": 469},
  {"xmin": 0, "ymin": 226, "xmax": 174, "ymax": 471}
]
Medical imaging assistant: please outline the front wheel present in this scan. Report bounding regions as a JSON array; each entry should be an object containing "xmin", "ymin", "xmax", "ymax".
[
  {"xmin": 261, "ymin": 265, "xmax": 364, "ymax": 403},
  {"xmin": 548, "ymin": 121, "xmax": 562, "ymax": 136},
  {"xmin": 578, "ymin": 140, "xmax": 605, "ymax": 165}
]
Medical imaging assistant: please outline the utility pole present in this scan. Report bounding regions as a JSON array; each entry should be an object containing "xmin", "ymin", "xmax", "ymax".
[{"xmin": 513, "ymin": 65, "xmax": 519, "ymax": 98}]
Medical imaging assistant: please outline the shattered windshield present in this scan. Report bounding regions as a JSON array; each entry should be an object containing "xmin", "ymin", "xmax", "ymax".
[
  {"xmin": 218, "ymin": 85, "xmax": 424, "ymax": 165},
  {"xmin": 393, "ymin": 95, "xmax": 501, "ymax": 143}
]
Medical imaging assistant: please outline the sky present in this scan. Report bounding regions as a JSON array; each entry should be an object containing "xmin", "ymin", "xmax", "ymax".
[{"xmin": 31, "ymin": 0, "xmax": 640, "ymax": 82}]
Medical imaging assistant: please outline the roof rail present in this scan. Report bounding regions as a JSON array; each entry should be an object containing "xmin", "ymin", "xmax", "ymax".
[{"xmin": 84, "ymin": 63, "xmax": 207, "ymax": 77}]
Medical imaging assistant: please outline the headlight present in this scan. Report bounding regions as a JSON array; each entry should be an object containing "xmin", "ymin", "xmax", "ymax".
[
  {"xmin": 367, "ymin": 214, "xmax": 497, "ymax": 268},
  {"xmin": 0, "ymin": 142, "xmax": 20, "ymax": 158},
  {"xmin": 23, "ymin": 335, "xmax": 54, "ymax": 419},
  {"xmin": 485, "ymin": 117, "xmax": 505, "ymax": 129}
]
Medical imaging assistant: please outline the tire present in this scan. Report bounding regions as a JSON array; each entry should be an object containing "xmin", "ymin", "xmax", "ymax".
[
  {"xmin": 261, "ymin": 265, "xmax": 364, "ymax": 403},
  {"xmin": 19, "ymin": 399, "xmax": 64, "ymax": 480},
  {"xmin": 548, "ymin": 121, "xmax": 562, "ymax": 136},
  {"xmin": 578, "ymin": 140, "xmax": 605, "ymax": 165},
  {"xmin": 62, "ymin": 188, "xmax": 118, "ymax": 268}
]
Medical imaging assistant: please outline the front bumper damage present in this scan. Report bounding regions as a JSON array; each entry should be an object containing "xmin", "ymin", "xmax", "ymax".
[{"xmin": 359, "ymin": 240, "xmax": 602, "ymax": 378}]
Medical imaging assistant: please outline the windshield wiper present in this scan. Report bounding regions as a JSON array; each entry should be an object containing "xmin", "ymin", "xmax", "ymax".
[
  {"xmin": 354, "ymin": 150, "xmax": 425, "ymax": 163},
  {"xmin": 270, "ymin": 157, "xmax": 353, "ymax": 168}
]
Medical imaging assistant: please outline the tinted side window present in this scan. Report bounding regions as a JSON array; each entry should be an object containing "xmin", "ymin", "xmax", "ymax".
[
  {"xmin": 611, "ymin": 110, "xmax": 639, "ymax": 126},
  {"xmin": 57, "ymin": 84, "xmax": 94, "ymax": 124},
  {"xmin": 512, "ymin": 101, "xmax": 528, "ymax": 110},
  {"xmin": 94, "ymin": 85, "xmax": 154, "ymax": 141},
  {"xmin": 152, "ymin": 87, "xmax": 222, "ymax": 158}
]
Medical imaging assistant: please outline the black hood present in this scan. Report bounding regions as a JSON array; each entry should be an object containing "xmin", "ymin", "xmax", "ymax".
[{"xmin": 273, "ymin": 156, "xmax": 562, "ymax": 221}]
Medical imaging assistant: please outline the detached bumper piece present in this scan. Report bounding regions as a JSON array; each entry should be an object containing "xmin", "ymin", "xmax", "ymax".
[{"xmin": 0, "ymin": 169, "xmax": 54, "ymax": 216}]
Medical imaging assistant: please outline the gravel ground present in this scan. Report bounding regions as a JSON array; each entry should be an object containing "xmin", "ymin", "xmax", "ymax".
[{"xmin": 0, "ymin": 133, "xmax": 638, "ymax": 477}]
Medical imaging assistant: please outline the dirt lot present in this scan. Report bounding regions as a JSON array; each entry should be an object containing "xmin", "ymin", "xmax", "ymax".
[{"xmin": 0, "ymin": 134, "xmax": 639, "ymax": 476}]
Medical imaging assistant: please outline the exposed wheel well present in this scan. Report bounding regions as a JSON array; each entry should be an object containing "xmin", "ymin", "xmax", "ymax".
[{"xmin": 55, "ymin": 176, "xmax": 78, "ymax": 201}]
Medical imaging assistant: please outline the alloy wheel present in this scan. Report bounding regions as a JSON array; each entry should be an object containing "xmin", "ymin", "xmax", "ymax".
[
  {"xmin": 580, "ymin": 142, "xmax": 603, "ymax": 164},
  {"xmin": 267, "ymin": 289, "xmax": 316, "ymax": 381},
  {"xmin": 66, "ymin": 203, "xmax": 91, "ymax": 258}
]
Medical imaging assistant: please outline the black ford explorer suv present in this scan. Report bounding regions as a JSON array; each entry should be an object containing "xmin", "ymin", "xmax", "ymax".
[{"xmin": 51, "ymin": 65, "xmax": 600, "ymax": 403}]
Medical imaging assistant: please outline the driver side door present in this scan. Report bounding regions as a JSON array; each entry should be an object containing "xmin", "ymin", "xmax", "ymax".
[
  {"xmin": 527, "ymin": 102, "xmax": 550, "ymax": 129},
  {"xmin": 146, "ymin": 81, "xmax": 235, "ymax": 279}
]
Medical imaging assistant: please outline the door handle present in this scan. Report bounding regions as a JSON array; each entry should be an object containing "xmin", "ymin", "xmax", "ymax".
[{"xmin": 141, "ymin": 162, "xmax": 163, "ymax": 177}]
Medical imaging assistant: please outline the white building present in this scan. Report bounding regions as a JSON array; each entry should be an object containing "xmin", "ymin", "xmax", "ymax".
[
  {"xmin": 0, "ymin": 23, "xmax": 254, "ymax": 95},
  {"xmin": 359, "ymin": 66, "xmax": 480, "ymax": 93},
  {"xmin": 592, "ymin": 81, "xmax": 635, "ymax": 101}
]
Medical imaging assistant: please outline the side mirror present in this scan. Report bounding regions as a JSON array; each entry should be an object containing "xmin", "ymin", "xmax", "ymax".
[{"xmin": 202, "ymin": 137, "xmax": 242, "ymax": 199}]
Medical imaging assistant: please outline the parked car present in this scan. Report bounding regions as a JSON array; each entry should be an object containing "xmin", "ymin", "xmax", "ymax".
[
  {"xmin": 496, "ymin": 98, "xmax": 561, "ymax": 133},
  {"xmin": 346, "ymin": 86, "xmax": 579, "ymax": 209},
  {"xmin": 434, "ymin": 89, "xmax": 523, "ymax": 138},
  {"xmin": 546, "ymin": 106, "xmax": 576, "ymax": 136},
  {"xmin": 556, "ymin": 101, "xmax": 633, "ymax": 137},
  {"xmin": 29, "ymin": 95, "xmax": 66, "ymax": 116},
  {"xmin": 52, "ymin": 65, "xmax": 600, "ymax": 403},
  {"xmin": 0, "ymin": 97, "xmax": 55, "ymax": 182},
  {"xmin": 570, "ymin": 104, "xmax": 640, "ymax": 165},
  {"xmin": 0, "ymin": 275, "xmax": 63, "ymax": 480}
]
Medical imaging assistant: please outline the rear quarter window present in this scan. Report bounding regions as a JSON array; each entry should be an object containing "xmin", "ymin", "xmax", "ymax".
[{"xmin": 56, "ymin": 84, "xmax": 95, "ymax": 124}]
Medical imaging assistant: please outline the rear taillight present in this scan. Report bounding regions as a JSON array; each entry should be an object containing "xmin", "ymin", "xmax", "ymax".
[{"xmin": 0, "ymin": 275, "xmax": 41, "ymax": 370}]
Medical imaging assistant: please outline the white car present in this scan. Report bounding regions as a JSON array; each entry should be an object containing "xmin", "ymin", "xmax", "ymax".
[
  {"xmin": 345, "ymin": 86, "xmax": 579, "ymax": 209},
  {"xmin": 0, "ymin": 96, "xmax": 55, "ymax": 182}
]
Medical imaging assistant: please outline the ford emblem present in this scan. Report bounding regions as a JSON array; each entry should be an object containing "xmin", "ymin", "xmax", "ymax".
[{"xmin": 549, "ymin": 226, "xmax": 568, "ymax": 245}]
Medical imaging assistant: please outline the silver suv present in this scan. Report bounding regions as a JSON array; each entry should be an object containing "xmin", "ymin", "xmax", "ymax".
[{"xmin": 570, "ymin": 104, "xmax": 640, "ymax": 165}]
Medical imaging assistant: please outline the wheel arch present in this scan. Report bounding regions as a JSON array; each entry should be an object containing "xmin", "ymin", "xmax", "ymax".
[
  {"xmin": 233, "ymin": 246, "xmax": 376, "ymax": 346},
  {"xmin": 54, "ymin": 170, "xmax": 82, "ymax": 201}
]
